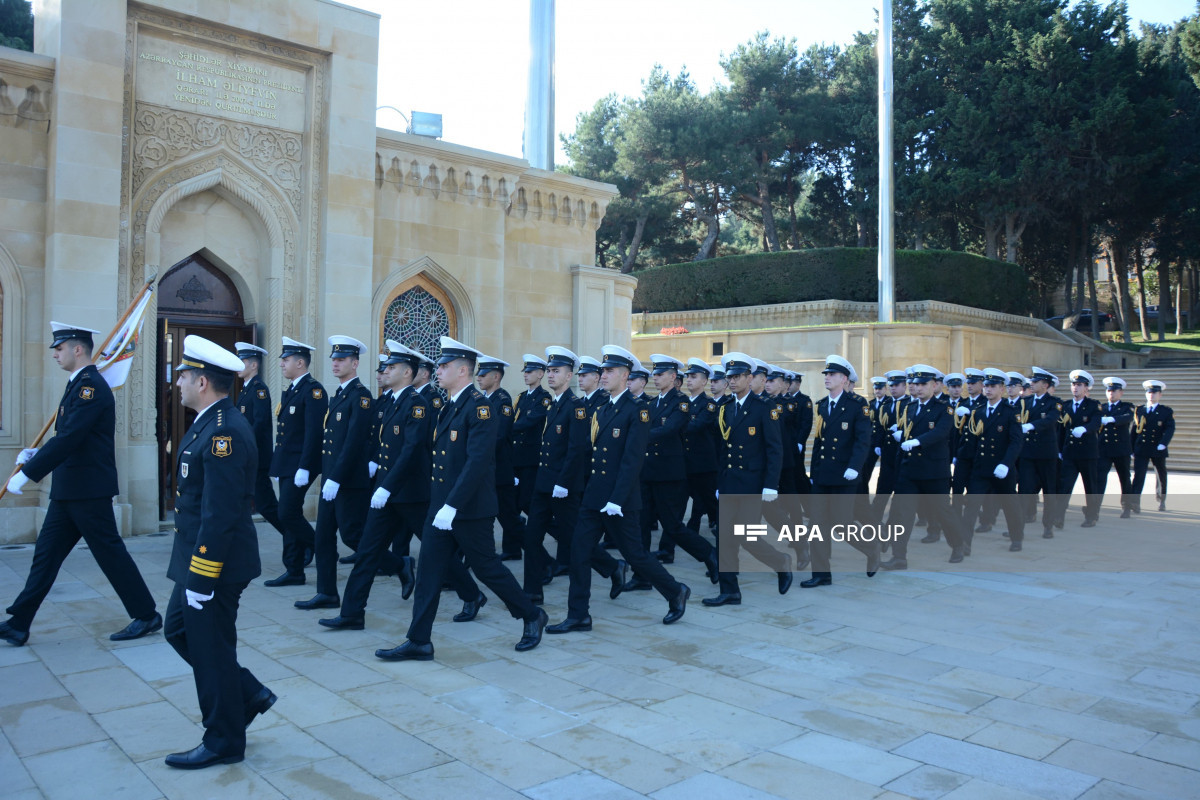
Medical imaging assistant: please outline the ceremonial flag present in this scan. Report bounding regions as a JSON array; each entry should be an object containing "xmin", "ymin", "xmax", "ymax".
[{"xmin": 96, "ymin": 284, "xmax": 155, "ymax": 390}]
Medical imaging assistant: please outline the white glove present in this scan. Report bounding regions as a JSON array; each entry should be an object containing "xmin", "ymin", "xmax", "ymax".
[
  {"xmin": 889, "ymin": 424, "xmax": 899, "ymax": 432},
  {"xmin": 432, "ymin": 504, "xmax": 457, "ymax": 529},
  {"xmin": 294, "ymin": 468, "xmax": 310, "ymax": 487},
  {"xmin": 6, "ymin": 471, "xmax": 29, "ymax": 495},
  {"xmin": 370, "ymin": 487, "xmax": 390, "ymax": 508},
  {"xmin": 993, "ymin": 464, "xmax": 1009, "ymax": 479},
  {"xmin": 874, "ymin": 447, "xmax": 881, "ymax": 456},
  {"xmin": 955, "ymin": 406, "xmax": 970, "ymax": 417},
  {"xmin": 185, "ymin": 589, "xmax": 214, "ymax": 610},
  {"xmin": 892, "ymin": 430, "xmax": 903, "ymax": 442},
  {"xmin": 552, "ymin": 485, "xmax": 568, "ymax": 499},
  {"xmin": 16, "ymin": 448, "xmax": 37, "ymax": 465},
  {"xmin": 1071, "ymin": 426, "xmax": 1086, "ymax": 439},
  {"xmin": 1157, "ymin": 443, "xmax": 1166, "ymax": 451},
  {"xmin": 601, "ymin": 502, "xmax": 623, "ymax": 516},
  {"xmin": 901, "ymin": 439, "xmax": 920, "ymax": 451},
  {"xmin": 514, "ymin": 477, "xmax": 520, "ymax": 486},
  {"xmin": 1058, "ymin": 453, "xmax": 1063, "ymax": 460},
  {"xmin": 368, "ymin": 461, "xmax": 379, "ymax": 477},
  {"xmin": 321, "ymin": 479, "xmax": 339, "ymax": 501},
  {"xmin": 843, "ymin": 468, "xmax": 858, "ymax": 481},
  {"xmin": 1101, "ymin": 416, "xmax": 1114, "ymax": 426},
  {"xmin": 762, "ymin": 488, "xmax": 778, "ymax": 502},
  {"xmin": 1021, "ymin": 423, "xmax": 1034, "ymax": 434},
  {"xmin": 797, "ymin": 443, "xmax": 804, "ymax": 454}
]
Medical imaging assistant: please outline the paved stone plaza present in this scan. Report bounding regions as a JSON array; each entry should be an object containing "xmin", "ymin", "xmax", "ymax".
[{"xmin": 2, "ymin": 483, "xmax": 1198, "ymax": 800}]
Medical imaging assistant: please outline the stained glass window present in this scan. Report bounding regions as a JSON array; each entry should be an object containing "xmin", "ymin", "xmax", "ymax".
[{"xmin": 383, "ymin": 285, "xmax": 450, "ymax": 359}]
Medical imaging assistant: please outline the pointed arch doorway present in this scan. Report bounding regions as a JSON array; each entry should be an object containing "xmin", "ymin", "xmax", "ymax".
[{"xmin": 155, "ymin": 252, "xmax": 255, "ymax": 519}]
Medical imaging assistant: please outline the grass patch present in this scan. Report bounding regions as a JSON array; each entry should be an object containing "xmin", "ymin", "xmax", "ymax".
[{"xmin": 1103, "ymin": 331, "xmax": 1200, "ymax": 352}]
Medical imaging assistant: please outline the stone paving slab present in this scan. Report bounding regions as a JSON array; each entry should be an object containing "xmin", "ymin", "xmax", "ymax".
[{"xmin": 1, "ymin": 480, "xmax": 1199, "ymax": 799}]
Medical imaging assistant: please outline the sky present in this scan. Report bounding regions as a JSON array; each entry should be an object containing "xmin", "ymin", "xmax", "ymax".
[{"xmin": 346, "ymin": 0, "xmax": 1198, "ymax": 165}]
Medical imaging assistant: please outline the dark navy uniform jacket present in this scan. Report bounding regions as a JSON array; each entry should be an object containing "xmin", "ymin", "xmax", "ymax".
[
  {"xmin": 1098, "ymin": 400, "xmax": 1135, "ymax": 458},
  {"xmin": 794, "ymin": 391, "xmax": 814, "ymax": 447},
  {"xmin": 582, "ymin": 388, "xmax": 609, "ymax": 418},
  {"xmin": 1060, "ymin": 397, "xmax": 1102, "ymax": 460},
  {"xmin": 717, "ymin": 393, "xmax": 782, "ymax": 494},
  {"xmin": 375, "ymin": 386, "xmax": 431, "ymax": 504},
  {"xmin": 23, "ymin": 364, "xmax": 119, "ymax": 500},
  {"xmin": 321, "ymin": 377, "xmax": 374, "ymax": 489},
  {"xmin": 684, "ymin": 393, "xmax": 719, "ymax": 474},
  {"xmin": 430, "ymin": 386, "xmax": 498, "ymax": 519},
  {"xmin": 582, "ymin": 391, "xmax": 649, "ymax": 512},
  {"xmin": 534, "ymin": 389, "xmax": 590, "ymax": 494},
  {"xmin": 959, "ymin": 402, "xmax": 1023, "ymax": 477},
  {"xmin": 809, "ymin": 392, "xmax": 871, "ymax": 486},
  {"xmin": 488, "ymin": 387, "xmax": 516, "ymax": 487},
  {"xmin": 418, "ymin": 383, "xmax": 446, "ymax": 451},
  {"xmin": 897, "ymin": 398, "xmax": 954, "ymax": 480},
  {"xmin": 168, "ymin": 397, "xmax": 261, "ymax": 594},
  {"xmin": 369, "ymin": 389, "xmax": 393, "ymax": 446},
  {"xmin": 511, "ymin": 385, "xmax": 551, "ymax": 468},
  {"xmin": 269, "ymin": 373, "xmax": 327, "ymax": 478},
  {"xmin": 643, "ymin": 387, "xmax": 690, "ymax": 483},
  {"xmin": 1016, "ymin": 394, "xmax": 1062, "ymax": 460},
  {"xmin": 1133, "ymin": 403, "xmax": 1175, "ymax": 457},
  {"xmin": 237, "ymin": 374, "xmax": 274, "ymax": 475}
]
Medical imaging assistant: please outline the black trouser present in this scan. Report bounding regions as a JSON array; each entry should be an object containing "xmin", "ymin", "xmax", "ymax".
[
  {"xmin": 514, "ymin": 466, "xmax": 538, "ymax": 514},
  {"xmin": 888, "ymin": 474, "xmax": 962, "ymax": 561},
  {"xmin": 313, "ymin": 488, "xmax": 369, "ymax": 596},
  {"xmin": 1096, "ymin": 454, "xmax": 1133, "ymax": 511},
  {"xmin": 1131, "ymin": 453, "xmax": 1168, "ymax": 504},
  {"xmin": 872, "ymin": 449, "xmax": 899, "ymax": 516},
  {"xmin": 252, "ymin": 469, "xmax": 285, "ymax": 537},
  {"xmin": 860, "ymin": 451, "xmax": 878, "ymax": 494},
  {"xmin": 685, "ymin": 471, "xmax": 718, "ymax": 532},
  {"xmin": 1058, "ymin": 456, "xmax": 1100, "ymax": 523},
  {"xmin": 165, "ymin": 581, "xmax": 263, "ymax": 758},
  {"xmin": 960, "ymin": 472, "xmax": 1025, "ymax": 543},
  {"xmin": 639, "ymin": 480, "xmax": 715, "ymax": 566},
  {"xmin": 6, "ymin": 498, "xmax": 156, "ymax": 631},
  {"xmin": 718, "ymin": 494, "xmax": 789, "ymax": 595},
  {"xmin": 1018, "ymin": 457, "xmax": 1058, "ymax": 527},
  {"xmin": 276, "ymin": 477, "xmax": 316, "ymax": 573},
  {"xmin": 520, "ymin": 490, "xmax": 618, "ymax": 594},
  {"xmin": 809, "ymin": 484, "xmax": 877, "ymax": 579},
  {"xmin": 496, "ymin": 482, "xmax": 524, "ymax": 556},
  {"xmin": 567, "ymin": 507, "xmax": 681, "ymax": 620},
  {"xmin": 406, "ymin": 515, "xmax": 537, "ymax": 645},
  {"xmin": 951, "ymin": 458, "xmax": 970, "ymax": 516}
]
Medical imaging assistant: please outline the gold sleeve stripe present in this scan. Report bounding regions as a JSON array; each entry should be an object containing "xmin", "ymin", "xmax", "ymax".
[
  {"xmin": 189, "ymin": 563, "xmax": 222, "ymax": 578},
  {"xmin": 191, "ymin": 555, "xmax": 223, "ymax": 569}
]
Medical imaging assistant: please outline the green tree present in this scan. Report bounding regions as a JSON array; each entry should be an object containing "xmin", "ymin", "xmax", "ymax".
[{"xmin": 0, "ymin": 0, "xmax": 33, "ymax": 51}]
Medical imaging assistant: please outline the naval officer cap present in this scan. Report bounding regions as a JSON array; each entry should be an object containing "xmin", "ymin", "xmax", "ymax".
[
  {"xmin": 1030, "ymin": 366, "xmax": 1056, "ymax": 384},
  {"xmin": 1102, "ymin": 376, "xmax": 1126, "ymax": 390},
  {"xmin": 685, "ymin": 358, "xmax": 713, "ymax": 378},
  {"xmin": 944, "ymin": 372, "xmax": 966, "ymax": 387},
  {"xmin": 234, "ymin": 342, "xmax": 268, "ymax": 360},
  {"xmin": 280, "ymin": 336, "xmax": 315, "ymax": 358},
  {"xmin": 1069, "ymin": 369, "xmax": 1094, "ymax": 386},
  {"xmin": 751, "ymin": 358, "xmax": 770, "ymax": 377},
  {"xmin": 766, "ymin": 364, "xmax": 788, "ymax": 380},
  {"xmin": 629, "ymin": 358, "xmax": 650, "ymax": 380},
  {"xmin": 177, "ymin": 335, "xmax": 244, "ymax": 375},
  {"xmin": 1143, "ymin": 379, "xmax": 1165, "ymax": 392},
  {"xmin": 545, "ymin": 346, "xmax": 579, "ymax": 371},
  {"xmin": 384, "ymin": 339, "xmax": 422, "ymax": 368},
  {"xmin": 49, "ymin": 320, "xmax": 101, "ymax": 349},
  {"xmin": 438, "ymin": 336, "xmax": 483, "ymax": 365},
  {"xmin": 1006, "ymin": 371, "xmax": 1026, "ymax": 386},
  {"xmin": 577, "ymin": 355, "xmax": 602, "ymax": 375},
  {"xmin": 522, "ymin": 354, "xmax": 548, "ymax": 373},
  {"xmin": 376, "ymin": 353, "xmax": 389, "ymax": 373},
  {"xmin": 870, "ymin": 376, "xmax": 887, "ymax": 388},
  {"xmin": 885, "ymin": 369, "xmax": 907, "ymax": 384},
  {"xmin": 650, "ymin": 353, "xmax": 684, "ymax": 375},
  {"xmin": 963, "ymin": 368, "xmax": 985, "ymax": 383},
  {"xmin": 600, "ymin": 344, "xmax": 637, "ymax": 370},
  {"xmin": 908, "ymin": 364, "xmax": 939, "ymax": 384},
  {"xmin": 721, "ymin": 352, "xmax": 755, "ymax": 376},
  {"xmin": 821, "ymin": 354, "xmax": 854, "ymax": 378},
  {"xmin": 328, "ymin": 335, "xmax": 366, "ymax": 359},
  {"xmin": 475, "ymin": 354, "xmax": 510, "ymax": 375},
  {"xmin": 848, "ymin": 365, "xmax": 860, "ymax": 383},
  {"xmin": 709, "ymin": 363, "xmax": 727, "ymax": 380},
  {"xmin": 982, "ymin": 367, "xmax": 1008, "ymax": 385}
]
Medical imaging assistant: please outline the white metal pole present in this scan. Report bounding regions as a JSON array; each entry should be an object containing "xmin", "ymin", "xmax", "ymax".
[
  {"xmin": 523, "ymin": 0, "xmax": 555, "ymax": 171},
  {"xmin": 877, "ymin": 1, "xmax": 895, "ymax": 323}
]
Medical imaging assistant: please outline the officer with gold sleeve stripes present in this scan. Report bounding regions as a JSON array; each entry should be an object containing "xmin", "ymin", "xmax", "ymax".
[{"xmin": 165, "ymin": 335, "xmax": 274, "ymax": 769}]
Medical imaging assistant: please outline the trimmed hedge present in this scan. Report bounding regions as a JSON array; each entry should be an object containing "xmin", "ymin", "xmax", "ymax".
[{"xmin": 632, "ymin": 248, "xmax": 1030, "ymax": 315}]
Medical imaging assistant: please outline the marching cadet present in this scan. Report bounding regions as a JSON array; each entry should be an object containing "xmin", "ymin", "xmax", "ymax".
[
  {"xmin": 547, "ymin": 345, "xmax": 690, "ymax": 632},
  {"xmin": 803, "ymin": 355, "xmax": 878, "ymax": 585},
  {"xmin": 510, "ymin": 354, "xmax": 551, "ymax": 557},
  {"xmin": 711, "ymin": 366, "xmax": 731, "ymax": 405},
  {"xmin": 377, "ymin": 337, "xmax": 547, "ymax": 661},
  {"xmin": 946, "ymin": 373, "xmax": 972, "ymax": 524},
  {"xmin": 1056, "ymin": 369, "xmax": 1102, "ymax": 528},
  {"xmin": 1131, "ymin": 379, "xmax": 1174, "ymax": 512},
  {"xmin": 2, "ymin": 322, "xmax": 160, "ymax": 647},
  {"xmin": 637, "ymin": 355, "xmax": 721, "ymax": 578},
  {"xmin": 578, "ymin": 355, "xmax": 609, "ymax": 415},
  {"xmin": 749, "ymin": 359, "xmax": 770, "ymax": 401},
  {"xmin": 163, "ymin": 336, "xmax": 273, "ymax": 769},
  {"xmin": 295, "ymin": 337, "xmax": 373, "ymax": 610},
  {"xmin": 1016, "ymin": 367, "xmax": 1062, "ymax": 536},
  {"xmin": 1097, "ymin": 376, "xmax": 1135, "ymax": 518},
  {"xmin": 766, "ymin": 364, "xmax": 810, "ymax": 568},
  {"xmin": 628, "ymin": 359, "xmax": 650, "ymax": 401},
  {"xmin": 957, "ymin": 368, "xmax": 1025, "ymax": 551},
  {"xmin": 880, "ymin": 364, "xmax": 965, "ymax": 569},
  {"xmin": 861, "ymin": 376, "xmax": 887, "ymax": 493},
  {"xmin": 973, "ymin": 370, "xmax": 1029, "ymax": 533},
  {"xmin": 683, "ymin": 359, "xmax": 720, "ymax": 537},
  {"xmin": 871, "ymin": 369, "xmax": 908, "ymax": 518},
  {"xmin": 1005, "ymin": 372, "xmax": 1026, "ymax": 407},
  {"xmin": 264, "ymin": 337, "xmax": 326, "ymax": 587},
  {"xmin": 476, "ymin": 355, "xmax": 524, "ymax": 563},
  {"xmin": 234, "ymin": 343, "xmax": 286, "ymax": 545},
  {"xmin": 963, "ymin": 368, "xmax": 986, "ymax": 407},
  {"xmin": 791, "ymin": 370, "xmax": 815, "ymax": 497}
]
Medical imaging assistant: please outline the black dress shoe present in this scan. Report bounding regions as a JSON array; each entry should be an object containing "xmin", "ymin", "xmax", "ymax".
[
  {"xmin": 265, "ymin": 571, "xmax": 305, "ymax": 587},
  {"xmin": 663, "ymin": 584, "xmax": 690, "ymax": 624},
  {"xmin": 963, "ymin": 540, "xmax": 972, "ymax": 557},
  {"xmin": 294, "ymin": 594, "xmax": 340, "ymax": 610},
  {"xmin": 110, "ymin": 612, "xmax": 163, "ymax": 642},
  {"xmin": 793, "ymin": 549, "xmax": 811, "ymax": 572},
  {"xmin": 338, "ymin": 553, "xmax": 359, "ymax": 565},
  {"xmin": 866, "ymin": 545, "xmax": 881, "ymax": 577},
  {"xmin": 1119, "ymin": 508, "xmax": 1131, "ymax": 519},
  {"xmin": 165, "ymin": 743, "xmax": 243, "ymax": 770},
  {"xmin": 318, "ymin": 615, "xmax": 364, "ymax": 630},
  {"xmin": 653, "ymin": 550, "xmax": 675, "ymax": 564},
  {"xmin": 1054, "ymin": 521, "xmax": 1063, "ymax": 530},
  {"xmin": 880, "ymin": 558, "xmax": 907, "ymax": 571},
  {"xmin": 499, "ymin": 551, "xmax": 522, "ymax": 561},
  {"xmin": 800, "ymin": 576, "xmax": 832, "ymax": 588},
  {"xmin": 516, "ymin": 608, "xmax": 548, "ymax": 651},
  {"xmin": 546, "ymin": 616, "xmax": 592, "ymax": 633},
  {"xmin": 704, "ymin": 551, "xmax": 720, "ymax": 584},
  {"xmin": 948, "ymin": 547, "xmax": 964, "ymax": 564},
  {"xmin": 701, "ymin": 593, "xmax": 741, "ymax": 606},
  {"xmin": 622, "ymin": 577, "xmax": 653, "ymax": 592},
  {"xmin": 609, "ymin": 560, "xmax": 628, "ymax": 599},
  {"xmin": 1043, "ymin": 530, "xmax": 1054, "ymax": 539},
  {"xmin": 0, "ymin": 620, "xmax": 29, "ymax": 647},
  {"xmin": 778, "ymin": 570, "xmax": 794, "ymax": 595},
  {"xmin": 244, "ymin": 686, "xmax": 277, "ymax": 729},
  {"xmin": 1080, "ymin": 519, "xmax": 1097, "ymax": 528},
  {"xmin": 454, "ymin": 593, "xmax": 487, "ymax": 622},
  {"xmin": 552, "ymin": 564, "xmax": 570, "ymax": 577},
  {"xmin": 920, "ymin": 533, "xmax": 941, "ymax": 544},
  {"xmin": 975, "ymin": 523, "xmax": 993, "ymax": 533},
  {"xmin": 399, "ymin": 556, "xmax": 416, "ymax": 601},
  {"xmin": 376, "ymin": 640, "xmax": 434, "ymax": 661},
  {"xmin": 1009, "ymin": 542, "xmax": 1023, "ymax": 551}
]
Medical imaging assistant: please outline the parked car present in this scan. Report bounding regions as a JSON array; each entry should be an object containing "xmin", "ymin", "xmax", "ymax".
[{"xmin": 1044, "ymin": 308, "xmax": 1112, "ymax": 331}]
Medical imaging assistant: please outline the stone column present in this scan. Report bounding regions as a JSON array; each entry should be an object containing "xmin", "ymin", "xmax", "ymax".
[{"xmin": 570, "ymin": 264, "xmax": 636, "ymax": 355}]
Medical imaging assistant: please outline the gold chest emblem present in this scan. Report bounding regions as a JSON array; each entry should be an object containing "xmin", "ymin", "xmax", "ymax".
[{"xmin": 450, "ymin": 430, "xmax": 458, "ymax": 441}]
